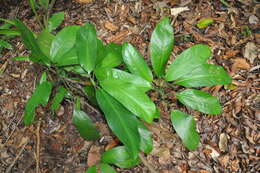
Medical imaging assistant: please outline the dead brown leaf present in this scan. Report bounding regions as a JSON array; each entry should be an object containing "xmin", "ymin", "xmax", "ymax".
[
  {"xmin": 231, "ymin": 58, "xmax": 250, "ymax": 73},
  {"xmin": 244, "ymin": 42, "xmax": 258, "ymax": 63},
  {"xmin": 87, "ymin": 145, "xmax": 101, "ymax": 167},
  {"xmin": 74, "ymin": 0, "xmax": 94, "ymax": 3},
  {"xmin": 104, "ymin": 21, "xmax": 119, "ymax": 31}
]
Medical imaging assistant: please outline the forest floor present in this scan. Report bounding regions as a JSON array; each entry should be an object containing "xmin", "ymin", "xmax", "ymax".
[{"xmin": 0, "ymin": 0, "xmax": 259, "ymax": 173}]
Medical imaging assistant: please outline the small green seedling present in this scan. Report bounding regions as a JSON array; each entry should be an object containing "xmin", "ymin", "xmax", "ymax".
[{"xmin": 8, "ymin": 15, "xmax": 231, "ymax": 172}]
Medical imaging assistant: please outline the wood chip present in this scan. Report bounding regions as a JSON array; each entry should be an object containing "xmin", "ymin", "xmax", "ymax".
[
  {"xmin": 219, "ymin": 133, "xmax": 228, "ymax": 152},
  {"xmin": 104, "ymin": 21, "xmax": 119, "ymax": 31}
]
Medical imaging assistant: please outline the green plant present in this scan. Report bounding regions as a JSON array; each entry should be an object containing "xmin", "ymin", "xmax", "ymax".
[{"xmin": 9, "ymin": 16, "xmax": 231, "ymax": 172}]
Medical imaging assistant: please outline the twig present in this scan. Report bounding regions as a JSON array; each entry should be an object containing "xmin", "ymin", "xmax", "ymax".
[
  {"xmin": 5, "ymin": 138, "xmax": 29, "ymax": 173},
  {"xmin": 36, "ymin": 120, "xmax": 41, "ymax": 173},
  {"xmin": 139, "ymin": 153, "xmax": 158, "ymax": 173}
]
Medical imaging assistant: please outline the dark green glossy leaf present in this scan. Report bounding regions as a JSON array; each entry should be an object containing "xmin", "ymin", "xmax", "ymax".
[
  {"xmin": 76, "ymin": 24, "xmax": 97, "ymax": 73},
  {"xmin": 51, "ymin": 86, "xmax": 67, "ymax": 111},
  {"xmin": 100, "ymin": 163, "xmax": 117, "ymax": 173},
  {"xmin": 83, "ymin": 85, "xmax": 98, "ymax": 106},
  {"xmin": 39, "ymin": 0, "xmax": 49, "ymax": 9},
  {"xmin": 50, "ymin": 26, "xmax": 80, "ymax": 61},
  {"xmin": 150, "ymin": 17, "xmax": 174, "ymax": 77},
  {"xmin": 97, "ymin": 43, "xmax": 122, "ymax": 69},
  {"xmin": 0, "ymin": 40, "xmax": 12, "ymax": 49},
  {"xmin": 96, "ymin": 89, "xmax": 140, "ymax": 158},
  {"xmin": 99, "ymin": 79, "xmax": 156, "ymax": 123},
  {"xmin": 138, "ymin": 123, "xmax": 153, "ymax": 154},
  {"xmin": 122, "ymin": 43, "xmax": 153, "ymax": 82},
  {"xmin": 101, "ymin": 146, "xmax": 141, "ymax": 168},
  {"xmin": 165, "ymin": 44, "xmax": 212, "ymax": 81},
  {"xmin": 37, "ymin": 29, "xmax": 54, "ymax": 58},
  {"xmin": 95, "ymin": 68, "xmax": 152, "ymax": 92},
  {"xmin": 171, "ymin": 110, "xmax": 200, "ymax": 150},
  {"xmin": 24, "ymin": 81, "xmax": 52, "ymax": 125},
  {"xmin": 72, "ymin": 103, "xmax": 100, "ymax": 141},
  {"xmin": 0, "ymin": 23, "xmax": 12, "ymax": 29},
  {"xmin": 0, "ymin": 18, "xmax": 15, "ymax": 25},
  {"xmin": 174, "ymin": 64, "xmax": 232, "ymax": 87},
  {"xmin": 14, "ymin": 19, "xmax": 50, "ymax": 65},
  {"xmin": 28, "ymin": 0, "xmax": 37, "ymax": 15},
  {"xmin": 85, "ymin": 165, "xmax": 97, "ymax": 173},
  {"xmin": 47, "ymin": 12, "xmax": 64, "ymax": 32},
  {"xmin": 176, "ymin": 89, "xmax": 222, "ymax": 115},
  {"xmin": 96, "ymin": 39, "xmax": 106, "ymax": 64}
]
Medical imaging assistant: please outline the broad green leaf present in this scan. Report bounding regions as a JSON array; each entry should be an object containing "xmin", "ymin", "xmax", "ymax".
[
  {"xmin": 99, "ymin": 79, "xmax": 156, "ymax": 123},
  {"xmin": 83, "ymin": 85, "xmax": 98, "ymax": 106},
  {"xmin": 54, "ymin": 47, "xmax": 78, "ymax": 66},
  {"xmin": 51, "ymin": 86, "xmax": 67, "ymax": 111},
  {"xmin": 24, "ymin": 81, "xmax": 52, "ymax": 125},
  {"xmin": 96, "ymin": 89, "xmax": 140, "ymax": 158},
  {"xmin": 50, "ymin": 25, "xmax": 80, "ymax": 61},
  {"xmin": 73, "ymin": 104, "xmax": 100, "ymax": 141},
  {"xmin": 176, "ymin": 89, "xmax": 222, "ymax": 115},
  {"xmin": 122, "ymin": 43, "xmax": 153, "ymax": 82},
  {"xmin": 165, "ymin": 44, "xmax": 212, "ymax": 81},
  {"xmin": 150, "ymin": 17, "xmax": 174, "ymax": 77},
  {"xmin": 96, "ymin": 43, "xmax": 122, "ymax": 69},
  {"xmin": 37, "ymin": 29, "xmax": 54, "ymax": 57},
  {"xmin": 85, "ymin": 165, "xmax": 97, "ymax": 173},
  {"xmin": 197, "ymin": 18, "xmax": 214, "ymax": 29},
  {"xmin": 138, "ymin": 123, "xmax": 153, "ymax": 154},
  {"xmin": 100, "ymin": 163, "xmax": 117, "ymax": 173},
  {"xmin": 96, "ymin": 39, "xmax": 106, "ymax": 64},
  {"xmin": 76, "ymin": 24, "xmax": 97, "ymax": 73},
  {"xmin": 47, "ymin": 12, "xmax": 64, "ymax": 32},
  {"xmin": 174, "ymin": 64, "xmax": 232, "ymax": 87},
  {"xmin": 0, "ymin": 40, "xmax": 12, "ymax": 49},
  {"xmin": 101, "ymin": 146, "xmax": 141, "ymax": 168},
  {"xmin": 14, "ymin": 19, "xmax": 50, "ymax": 65},
  {"xmin": 0, "ymin": 29, "xmax": 20, "ymax": 36},
  {"xmin": 11, "ymin": 56, "xmax": 30, "ymax": 61},
  {"xmin": 171, "ymin": 110, "xmax": 200, "ymax": 150},
  {"xmin": 95, "ymin": 68, "xmax": 152, "ymax": 92}
]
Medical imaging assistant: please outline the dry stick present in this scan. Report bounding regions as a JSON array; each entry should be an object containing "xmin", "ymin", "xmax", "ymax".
[
  {"xmin": 5, "ymin": 138, "xmax": 29, "ymax": 173},
  {"xmin": 139, "ymin": 153, "xmax": 158, "ymax": 173},
  {"xmin": 36, "ymin": 120, "xmax": 41, "ymax": 173}
]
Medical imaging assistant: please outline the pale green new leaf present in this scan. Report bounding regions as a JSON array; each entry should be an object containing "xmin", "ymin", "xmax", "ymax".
[
  {"xmin": 99, "ymin": 79, "xmax": 156, "ymax": 123},
  {"xmin": 50, "ymin": 25, "xmax": 80, "ymax": 61},
  {"xmin": 122, "ymin": 43, "xmax": 153, "ymax": 82},
  {"xmin": 101, "ymin": 146, "xmax": 141, "ymax": 168},
  {"xmin": 171, "ymin": 110, "xmax": 200, "ymax": 150},
  {"xmin": 165, "ymin": 44, "xmax": 212, "ymax": 81},
  {"xmin": 176, "ymin": 89, "xmax": 222, "ymax": 115},
  {"xmin": 47, "ymin": 12, "xmax": 65, "ymax": 32},
  {"xmin": 96, "ymin": 89, "xmax": 140, "ymax": 158},
  {"xmin": 24, "ymin": 81, "xmax": 52, "ymax": 125},
  {"xmin": 76, "ymin": 24, "xmax": 97, "ymax": 73},
  {"xmin": 150, "ymin": 17, "xmax": 174, "ymax": 77},
  {"xmin": 174, "ymin": 64, "xmax": 232, "ymax": 87}
]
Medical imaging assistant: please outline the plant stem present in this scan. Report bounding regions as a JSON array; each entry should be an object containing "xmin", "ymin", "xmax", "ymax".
[{"xmin": 46, "ymin": 0, "xmax": 57, "ymax": 24}]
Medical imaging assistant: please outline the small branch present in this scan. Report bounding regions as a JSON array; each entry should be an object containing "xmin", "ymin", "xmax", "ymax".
[
  {"xmin": 139, "ymin": 153, "xmax": 158, "ymax": 173},
  {"xmin": 36, "ymin": 120, "xmax": 41, "ymax": 173}
]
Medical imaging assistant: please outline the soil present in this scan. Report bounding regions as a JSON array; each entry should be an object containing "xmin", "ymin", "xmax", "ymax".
[{"xmin": 0, "ymin": 0, "xmax": 259, "ymax": 173}]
